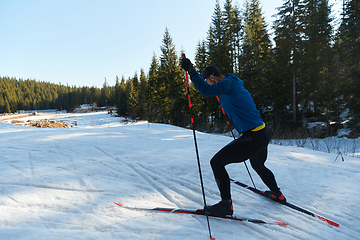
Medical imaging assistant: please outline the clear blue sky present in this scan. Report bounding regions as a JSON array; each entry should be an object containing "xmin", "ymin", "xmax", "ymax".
[{"xmin": 0, "ymin": 0, "xmax": 341, "ymax": 88}]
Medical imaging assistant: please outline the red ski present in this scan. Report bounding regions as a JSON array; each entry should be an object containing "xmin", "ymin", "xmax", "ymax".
[
  {"xmin": 114, "ymin": 202, "xmax": 288, "ymax": 226},
  {"xmin": 230, "ymin": 179, "xmax": 339, "ymax": 227}
]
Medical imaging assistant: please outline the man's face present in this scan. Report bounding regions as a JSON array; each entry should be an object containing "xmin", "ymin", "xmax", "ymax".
[{"xmin": 206, "ymin": 75, "xmax": 217, "ymax": 85}]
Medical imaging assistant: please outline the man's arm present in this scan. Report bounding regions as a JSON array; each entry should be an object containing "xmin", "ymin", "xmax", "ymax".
[{"xmin": 189, "ymin": 71, "xmax": 232, "ymax": 96}]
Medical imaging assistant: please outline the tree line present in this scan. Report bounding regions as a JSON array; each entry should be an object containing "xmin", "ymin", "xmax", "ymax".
[
  {"xmin": 0, "ymin": 76, "xmax": 107, "ymax": 113},
  {"xmin": 0, "ymin": 73, "xmax": 148, "ymax": 118},
  {"xmin": 1, "ymin": 0, "xmax": 359, "ymax": 135}
]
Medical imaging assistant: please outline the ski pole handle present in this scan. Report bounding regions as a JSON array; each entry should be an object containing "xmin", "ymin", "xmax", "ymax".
[{"xmin": 182, "ymin": 53, "xmax": 192, "ymax": 116}]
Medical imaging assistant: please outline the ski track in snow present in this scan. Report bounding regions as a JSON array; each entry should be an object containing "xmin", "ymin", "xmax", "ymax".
[
  {"xmin": 95, "ymin": 147, "xmax": 286, "ymax": 240},
  {"xmin": 95, "ymin": 146, "xmax": 203, "ymax": 208},
  {"xmin": 116, "ymin": 161, "xmax": 337, "ymax": 240},
  {"xmin": 95, "ymin": 144, "xmax": 352, "ymax": 240},
  {"xmin": 0, "ymin": 112, "xmax": 359, "ymax": 240},
  {"xmin": 27, "ymin": 151, "xmax": 35, "ymax": 178}
]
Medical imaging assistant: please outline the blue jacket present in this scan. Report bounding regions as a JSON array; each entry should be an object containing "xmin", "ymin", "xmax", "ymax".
[{"xmin": 189, "ymin": 71, "xmax": 263, "ymax": 133}]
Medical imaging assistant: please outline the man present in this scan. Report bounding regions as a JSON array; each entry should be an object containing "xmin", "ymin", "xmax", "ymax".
[{"xmin": 181, "ymin": 57, "xmax": 286, "ymax": 218}]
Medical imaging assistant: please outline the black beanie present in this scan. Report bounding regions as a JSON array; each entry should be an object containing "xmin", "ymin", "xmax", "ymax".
[{"xmin": 202, "ymin": 65, "xmax": 221, "ymax": 80}]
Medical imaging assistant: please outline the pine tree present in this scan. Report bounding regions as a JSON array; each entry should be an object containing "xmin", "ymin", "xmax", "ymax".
[
  {"xmin": 207, "ymin": 0, "xmax": 232, "ymax": 73},
  {"xmin": 147, "ymin": 53, "xmax": 163, "ymax": 122},
  {"xmin": 127, "ymin": 73, "xmax": 139, "ymax": 119},
  {"xmin": 138, "ymin": 69, "xmax": 148, "ymax": 119},
  {"xmin": 0, "ymin": 95, "xmax": 4, "ymax": 113},
  {"xmin": 100, "ymin": 78, "xmax": 111, "ymax": 107},
  {"xmin": 194, "ymin": 40, "xmax": 209, "ymax": 73},
  {"xmin": 223, "ymin": 0, "xmax": 243, "ymax": 73},
  {"xmin": 336, "ymin": 0, "xmax": 360, "ymax": 124},
  {"xmin": 114, "ymin": 76, "xmax": 121, "ymax": 113},
  {"xmin": 301, "ymin": 0, "xmax": 334, "ymax": 119},
  {"xmin": 272, "ymin": 0, "xmax": 306, "ymax": 123},
  {"xmin": 240, "ymin": 0, "xmax": 271, "ymax": 111},
  {"xmin": 117, "ymin": 76, "xmax": 127, "ymax": 116},
  {"xmin": 158, "ymin": 28, "xmax": 187, "ymax": 126},
  {"xmin": 4, "ymin": 96, "xmax": 11, "ymax": 113}
]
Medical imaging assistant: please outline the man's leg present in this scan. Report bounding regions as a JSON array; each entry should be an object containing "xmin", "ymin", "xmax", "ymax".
[
  {"xmin": 249, "ymin": 147, "xmax": 280, "ymax": 192},
  {"xmin": 210, "ymin": 136, "xmax": 255, "ymax": 200}
]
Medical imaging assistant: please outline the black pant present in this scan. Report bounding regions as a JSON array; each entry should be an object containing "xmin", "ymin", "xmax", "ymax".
[{"xmin": 210, "ymin": 126, "xmax": 279, "ymax": 200}]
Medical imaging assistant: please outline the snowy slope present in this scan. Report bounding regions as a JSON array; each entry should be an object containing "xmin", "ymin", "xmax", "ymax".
[{"xmin": 0, "ymin": 112, "xmax": 359, "ymax": 240}]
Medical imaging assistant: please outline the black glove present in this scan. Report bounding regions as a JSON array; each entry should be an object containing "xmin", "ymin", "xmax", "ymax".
[{"xmin": 181, "ymin": 58, "xmax": 195, "ymax": 73}]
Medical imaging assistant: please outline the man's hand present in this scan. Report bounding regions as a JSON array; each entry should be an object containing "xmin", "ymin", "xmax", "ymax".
[{"xmin": 181, "ymin": 58, "xmax": 195, "ymax": 73}]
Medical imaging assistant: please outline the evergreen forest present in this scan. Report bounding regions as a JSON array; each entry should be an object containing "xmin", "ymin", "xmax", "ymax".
[{"xmin": 1, "ymin": 0, "xmax": 359, "ymax": 137}]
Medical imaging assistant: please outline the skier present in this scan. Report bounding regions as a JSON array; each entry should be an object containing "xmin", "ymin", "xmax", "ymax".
[{"xmin": 181, "ymin": 57, "xmax": 286, "ymax": 217}]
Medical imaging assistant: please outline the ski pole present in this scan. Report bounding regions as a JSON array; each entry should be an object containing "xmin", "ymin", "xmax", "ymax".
[
  {"xmin": 181, "ymin": 53, "xmax": 215, "ymax": 240},
  {"xmin": 216, "ymin": 96, "xmax": 256, "ymax": 189}
]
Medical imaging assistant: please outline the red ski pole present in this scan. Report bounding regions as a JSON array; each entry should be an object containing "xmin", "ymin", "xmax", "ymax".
[{"xmin": 181, "ymin": 53, "xmax": 215, "ymax": 240}]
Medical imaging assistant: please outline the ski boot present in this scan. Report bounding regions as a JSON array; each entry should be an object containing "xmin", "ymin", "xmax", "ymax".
[
  {"xmin": 264, "ymin": 190, "xmax": 286, "ymax": 203},
  {"xmin": 204, "ymin": 199, "xmax": 233, "ymax": 217}
]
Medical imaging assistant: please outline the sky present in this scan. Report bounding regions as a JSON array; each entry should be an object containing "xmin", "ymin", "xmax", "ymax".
[{"xmin": 0, "ymin": 0, "xmax": 342, "ymax": 88}]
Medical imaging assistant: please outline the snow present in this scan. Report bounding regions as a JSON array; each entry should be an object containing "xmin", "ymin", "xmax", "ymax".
[{"xmin": 0, "ymin": 112, "xmax": 359, "ymax": 240}]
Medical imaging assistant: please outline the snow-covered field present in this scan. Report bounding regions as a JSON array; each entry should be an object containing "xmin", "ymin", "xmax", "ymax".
[{"xmin": 0, "ymin": 112, "xmax": 359, "ymax": 240}]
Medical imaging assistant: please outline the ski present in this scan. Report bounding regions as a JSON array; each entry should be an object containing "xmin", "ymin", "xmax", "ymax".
[
  {"xmin": 114, "ymin": 202, "xmax": 288, "ymax": 225},
  {"xmin": 230, "ymin": 179, "xmax": 339, "ymax": 227}
]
